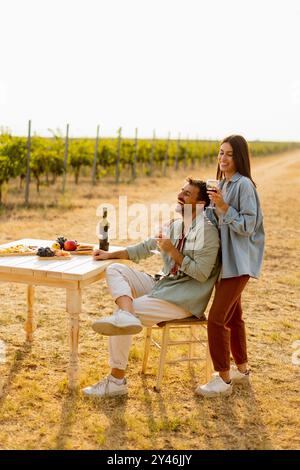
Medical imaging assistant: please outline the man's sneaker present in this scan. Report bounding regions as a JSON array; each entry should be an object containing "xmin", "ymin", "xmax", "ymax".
[
  {"xmin": 92, "ymin": 309, "xmax": 143, "ymax": 335},
  {"xmin": 230, "ymin": 365, "xmax": 250, "ymax": 384},
  {"xmin": 195, "ymin": 375, "xmax": 232, "ymax": 397},
  {"xmin": 82, "ymin": 375, "xmax": 128, "ymax": 398}
]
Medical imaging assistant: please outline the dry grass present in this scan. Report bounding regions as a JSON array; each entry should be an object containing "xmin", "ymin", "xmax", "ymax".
[{"xmin": 0, "ymin": 151, "xmax": 300, "ymax": 450}]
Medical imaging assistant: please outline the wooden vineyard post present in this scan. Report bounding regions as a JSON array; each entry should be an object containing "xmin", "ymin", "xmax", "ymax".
[
  {"xmin": 174, "ymin": 132, "xmax": 180, "ymax": 171},
  {"xmin": 131, "ymin": 127, "xmax": 138, "ymax": 180},
  {"xmin": 62, "ymin": 123, "xmax": 69, "ymax": 194},
  {"xmin": 193, "ymin": 135, "xmax": 199, "ymax": 169},
  {"xmin": 115, "ymin": 127, "xmax": 122, "ymax": 184},
  {"xmin": 190, "ymin": 136, "xmax": 196, "ymax": 170},
  {"xmin": 149, "ymin": 129, "xmax": 156, "ymax": 176},
  {"xmin": 163, "ymin": 132, "xmax": 170, "ymax": 177},
  {"xmin": 91, "ymin": 124, "xmax": 100, "ymax": 185},
  {"xmin": 24, "ymin": 120, "xmax": 31, "ymax": 206},
  {"xmin": 183, "ymin": 135, "xmax": 189, "ymax": 170}
]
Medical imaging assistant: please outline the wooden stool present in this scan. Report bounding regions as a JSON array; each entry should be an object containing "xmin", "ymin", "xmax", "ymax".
[{"xmin": 142, "ymin": 316, "xmax": 213, "ymax": 391}]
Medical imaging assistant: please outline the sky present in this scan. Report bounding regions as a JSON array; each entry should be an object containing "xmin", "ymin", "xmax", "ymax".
[{"xmin": 0, "ymin": 0, "xmax": 300, "ymax": 141}]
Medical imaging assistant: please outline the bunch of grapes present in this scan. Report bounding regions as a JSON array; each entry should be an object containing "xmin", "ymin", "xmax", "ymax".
[
  {"xmin": 56, "ymin": 236, "xmax": 67, "ymax": 249},
  {"xmin": 37, "ymin": 247, "xmax": 55, "ymax": 257}
]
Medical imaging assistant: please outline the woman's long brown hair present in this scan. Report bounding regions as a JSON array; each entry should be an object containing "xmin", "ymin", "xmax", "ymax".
[{"xmin": 216, "ymin": 135, "xmax": 256, "ymax": 187}]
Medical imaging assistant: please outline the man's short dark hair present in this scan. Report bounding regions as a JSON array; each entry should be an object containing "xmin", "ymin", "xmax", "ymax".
[{"xmin": 185, "ymin": 177, "xmax": 210, "ymax": 208}]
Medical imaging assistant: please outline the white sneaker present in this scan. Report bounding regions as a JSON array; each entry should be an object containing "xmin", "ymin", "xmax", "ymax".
[
  {"xmin": 195, "ymin": 375, "xmax": 232, "ymax": 397},
  {"xmin": 92, "ymin": 309, "xmax": 143, "ymax": 335},
  {"xmin": 82, "ymin": 375, "xmax": 128, "ymax": 398},
  {"xmin": 230, "ymin": 365, "xmax": 250, "ymax": 384}
]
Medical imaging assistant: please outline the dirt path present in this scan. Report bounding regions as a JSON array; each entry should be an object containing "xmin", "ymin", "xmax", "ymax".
[{"xmin": 252, "ymin": 149, "xmax": 300, "ymax": 179}]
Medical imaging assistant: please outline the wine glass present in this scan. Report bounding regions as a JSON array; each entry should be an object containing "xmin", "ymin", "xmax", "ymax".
[
  {"xmin": 150, "ymin": 222, "xmax": 170, "ymax": 255},
  {"xmin": 206, "ymin": 179, "xmax": 219, "ymax": 210}
]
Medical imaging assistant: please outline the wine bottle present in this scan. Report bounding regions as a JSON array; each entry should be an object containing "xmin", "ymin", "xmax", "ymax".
[{"xmin": 98, "ymin": 207, "xmax": 110, "ymax": 251}]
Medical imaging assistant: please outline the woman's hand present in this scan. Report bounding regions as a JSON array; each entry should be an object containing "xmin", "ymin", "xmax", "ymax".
[
  {"xmin": 93, "ymin": 249, "xmax": 110, "ymax": 261},
  {"xmin": 207, "ymin": 188, "xmax": 229, "ymax": 214}
]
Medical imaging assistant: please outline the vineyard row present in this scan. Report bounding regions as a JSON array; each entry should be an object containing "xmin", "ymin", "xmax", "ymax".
[{"xmin": 0, "ymin": 128, "xmax": 299, "ymax": 205}]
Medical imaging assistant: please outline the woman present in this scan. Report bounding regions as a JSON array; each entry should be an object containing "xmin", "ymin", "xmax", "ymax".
[{"xmin": 196, "ymin": 135, "xmax": 265, "ymax": 397}]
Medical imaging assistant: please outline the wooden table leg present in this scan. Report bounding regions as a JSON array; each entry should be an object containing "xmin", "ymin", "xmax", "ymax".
[
  {"xmin": 66, "ymin": 288, "xmax": 82, "ymax": 390},
  {"xmin": 24, "ymin": 285, "xmax": 35, "ymax": 342}
]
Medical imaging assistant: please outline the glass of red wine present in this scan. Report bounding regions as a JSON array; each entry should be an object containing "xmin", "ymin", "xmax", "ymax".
[{"xmin": 206, "ymin": 179, "xmax": 219, "ymax": 210}]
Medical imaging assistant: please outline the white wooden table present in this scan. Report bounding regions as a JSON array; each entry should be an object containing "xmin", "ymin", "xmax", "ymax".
[{"xmin": 0, "ymin": 238, "xmax": 123, "ymax": 389}]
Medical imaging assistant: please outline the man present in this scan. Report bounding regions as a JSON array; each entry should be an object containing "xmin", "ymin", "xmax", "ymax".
[{"xmin": 82, "ymin": 178, "xmax": 220, "ymax": 398}]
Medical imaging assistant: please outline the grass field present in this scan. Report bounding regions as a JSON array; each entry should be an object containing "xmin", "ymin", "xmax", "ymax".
[{"xmin": 0, "ymin": 150, "xmax": 300, "ymax": 450}]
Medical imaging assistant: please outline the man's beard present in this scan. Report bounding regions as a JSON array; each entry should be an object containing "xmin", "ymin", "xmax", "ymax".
[{"xmin": 175, "ymin": 201, "xmax": 184, "ymax": 214}]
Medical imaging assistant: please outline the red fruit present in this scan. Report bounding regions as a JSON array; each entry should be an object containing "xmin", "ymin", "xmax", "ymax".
[{"xmin": 64, "ymin": 240, "xmax": 77, "ymax": 251}]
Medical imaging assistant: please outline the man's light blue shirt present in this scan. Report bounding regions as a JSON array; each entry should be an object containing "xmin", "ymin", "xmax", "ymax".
[{"xmin": 126, "ymin": 213, "xmax": 220, "ymax": 318}]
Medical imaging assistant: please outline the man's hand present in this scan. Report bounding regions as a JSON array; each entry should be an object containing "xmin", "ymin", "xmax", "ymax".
[
  {"xmin": 155, "ymin": 237, "xmax": 174, "ymax": 255},
  {"xmin": 93, "ymin": 248, "xmax": 129, "ymax": 261},
  {"xmin": 93, "ymin": 249, "xmax": 111, "ymax": 261},
  {"xmin": 156, "ymin": 237, "xmax": 184, "ymax": 267}
]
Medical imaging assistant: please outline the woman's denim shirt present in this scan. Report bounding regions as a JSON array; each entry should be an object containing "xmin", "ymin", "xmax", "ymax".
[{"xmin": 206, "ymin": 172, "xmax": 265, "ymax": 279}]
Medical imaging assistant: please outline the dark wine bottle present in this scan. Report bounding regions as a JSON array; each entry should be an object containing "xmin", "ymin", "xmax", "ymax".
[{"xmin": 98, "ymin": 207, "xmax": 110, "ymax": 251}]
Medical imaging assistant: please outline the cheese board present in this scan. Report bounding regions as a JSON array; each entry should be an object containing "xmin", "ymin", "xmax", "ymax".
[
  {"xmin": 69, "ymin": 250, "xmax": 94, "ymax": 255},
  {"xmin": 0, "ymin": 245, "xmax": 37, "ymax": 256},
  {"xmin": 36, "ymin": 254, "xmax": 72, "ymax": 260},
  {"xmin": 63, "ymin": 243, "xmax": 95, "ymax": 255},
  {"xmin": 0, "ymin": 251, "xmax": 37, "ymax": 257}
]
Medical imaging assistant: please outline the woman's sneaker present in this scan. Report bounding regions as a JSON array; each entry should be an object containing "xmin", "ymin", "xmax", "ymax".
[
  {"xmin": 230, "ymin": 365, "xmax": 250, "ymax": 384},
  {"xmin": 92, "ymin": 309, "xmax": 143, "ymax": 335},
  {"xmin": 195, "ymin": 375, "xmax": 232, "ymax": 397},
  {"xmin": 82, "ymin": 375, "xmax": 128, "ymax": 398}
]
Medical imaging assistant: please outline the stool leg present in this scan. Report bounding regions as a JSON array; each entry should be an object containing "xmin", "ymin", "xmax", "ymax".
[
  {"xmin": 142, "ymin": 327, "xmax": 152, "ymax": 374},
  {"xmin": 188, "ymin": 325, "xmax": 197, "ymax": 368},
  {"xmin": 154, "ymin": 325, "xmax": 169, "ymax": 392}
]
